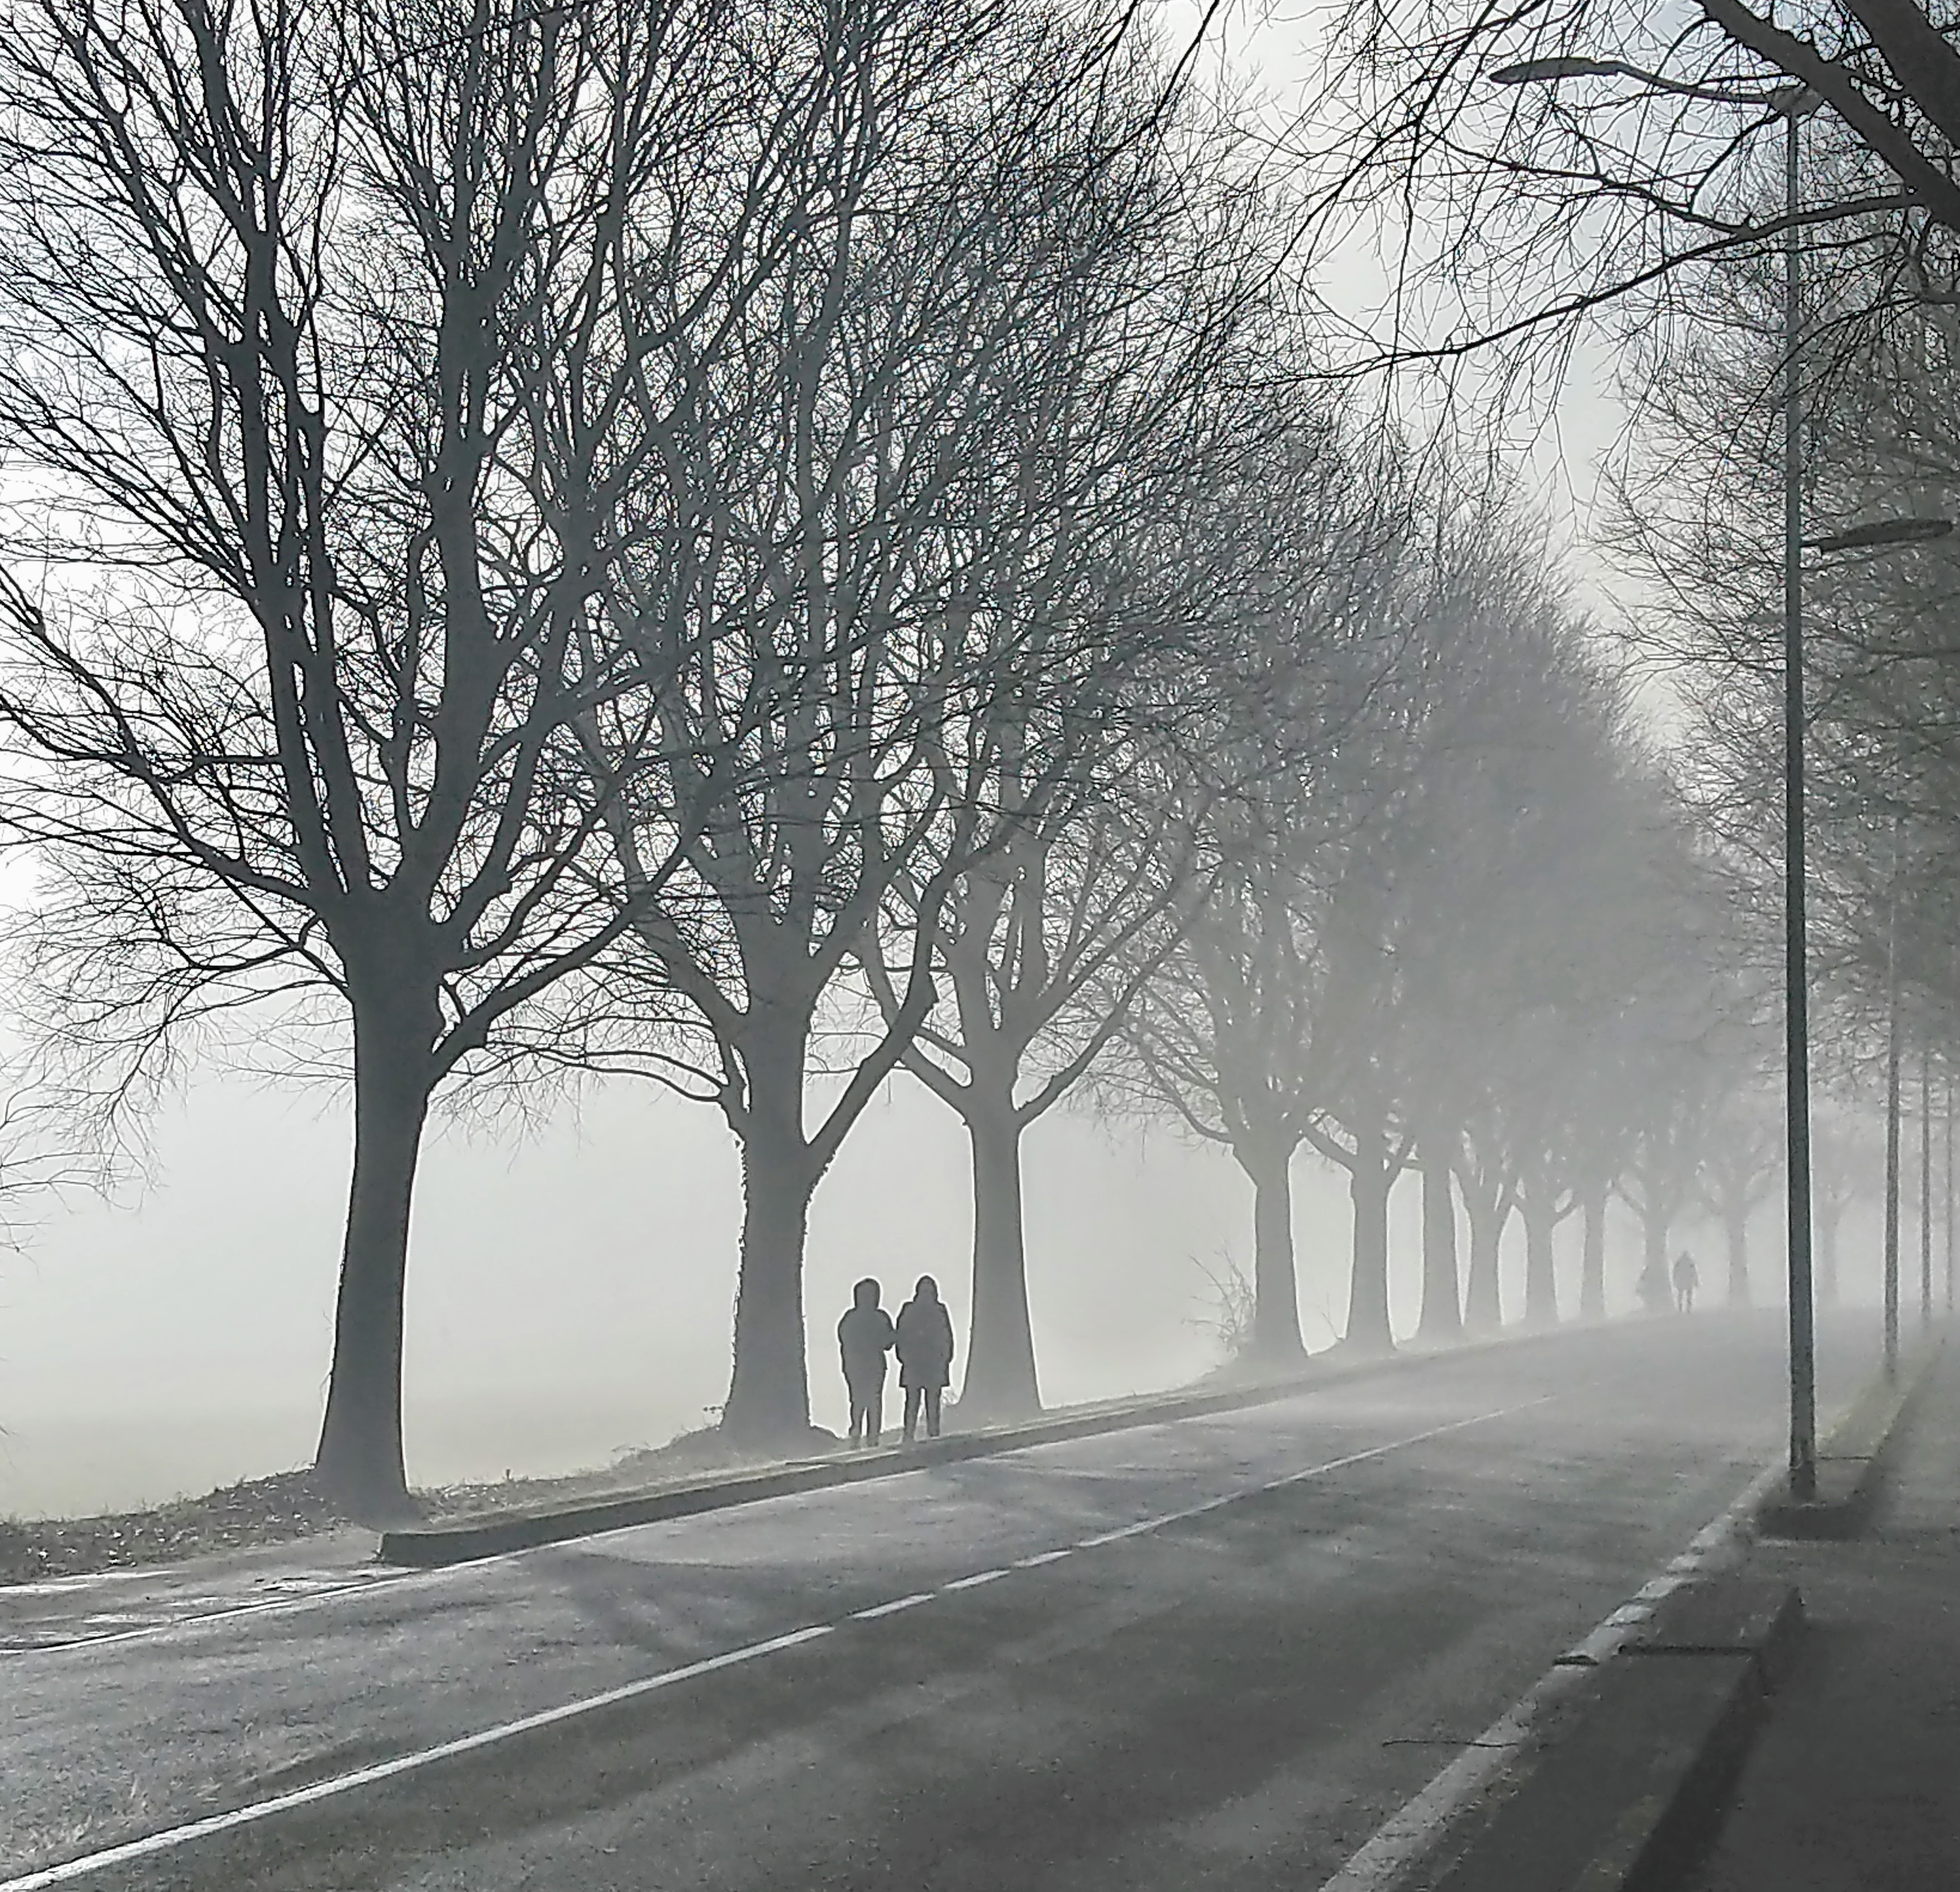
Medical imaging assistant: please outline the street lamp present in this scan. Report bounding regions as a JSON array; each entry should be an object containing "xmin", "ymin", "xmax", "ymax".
[
  {"xmin": 1947, "ymin": 1066, "xmax": 1955, "ymax": 1316},
  {"xmin": 1884, "ymin": 838, "xmax": 1903, "ymax": 1383},
  {"xmin": 1490, "ymin": 55, "xmax": 1948, "ymax": 1499},
  {"xmin": 1923, "ymin": 1043, "xmax": 1935, "ymax": 1327}
]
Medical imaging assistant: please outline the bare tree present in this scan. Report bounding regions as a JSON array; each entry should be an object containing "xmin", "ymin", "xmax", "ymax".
[
  {"xmin": 1698, "ymin": 1079, "xmax": 1783, "ymax": 1305},
  {"xmin": 1811, "ymin": 1102, "xmax": 1883, "ymax": 1304},
  {"xmin": 0, "ymin": 0, "xmax": 790, "ymax": 1517},
  {"xmin": 1110, "ymin": 439, "xmax": 1424, "ymax": 1367},
  {"xmin": 582, "ymin": 0, "xmax": 1237, "ymax": 1445},
  {"xmin": 1300, "ymin": 512, "xmax": 1644, "ymax": 1345},
  {"xmin": 849, "ymin": 69, "xmax": 1308, "ymax": 1423},
  {"xmin": 868, "ymin": 784, "xmax": 1209, "ymax": 1419}
]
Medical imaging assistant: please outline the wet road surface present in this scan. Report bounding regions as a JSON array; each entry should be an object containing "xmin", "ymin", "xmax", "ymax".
[{"xmin": 1, "ymin": 1311, "xmax": 1880, "ymax": 1891}]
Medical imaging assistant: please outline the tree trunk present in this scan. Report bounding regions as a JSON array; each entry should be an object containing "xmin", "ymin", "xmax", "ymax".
[
  {"xmin": 313, "ymin": 1002, "xmax": 436, "ymax": 1524},
  {"xmin": 1579, "ymin": 1184, "xmax": 1607, "ymax": 1320},
  {"xmin": 1637, "ymin": 1207, "xmax": 1670, "ymax": 1312},
  {"xmin": 1463, "ymin": 1195, "xmax": 1507, "ymax": 1332},
  {"xmin": 1818, "ymin": 1208, "xmax": 1841, "ymax": 1307},
  {"xmin": 959, "ymin": 1090, "xmax": 1042, "ymax": 1420},
  {"xmin": 1522, "ymin": 1193, "xmax": 1558, "ymax": 1328},
  {"xmin": 1344, "ymin": 1120, "xmax": 1394, "ymax": 1353},
  {"xmin": 1240, "ymin": 1138, "xmax": 1309, "ymax": 1365},
  {"xmin": 1725, "ymin": 1208, "xmax": 1752, "ymax": 1308},
  {"xmin": 721, "ymin": 1033, "xmax": 818, "ymax": 1447},
  {"xmin": 1417, "ymin": 1132, "xmax": 1463, "ymax": 1343}
]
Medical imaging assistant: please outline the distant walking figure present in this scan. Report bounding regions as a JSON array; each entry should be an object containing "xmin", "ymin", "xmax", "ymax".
[
  {"xmin": 838, "ymin": 1278, "xmax": 896, "ymax": 1448},
  {"xmin": 1672, "ymin": 1250, "xmax": 1700, "ymax": 1314},
  {"xmin": 896, "ymin": 1275, "xmax": 955, "ymax": 1442}
]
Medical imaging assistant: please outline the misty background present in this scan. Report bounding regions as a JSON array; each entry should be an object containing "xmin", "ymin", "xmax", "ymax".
[
  {"xmin": 0, "ymin": 1075, "xmax": 1410, "ymax": 1514},
  {"xmin": 0, "ymin": 1055, "xmax": 1883, "ymax": 1518}
]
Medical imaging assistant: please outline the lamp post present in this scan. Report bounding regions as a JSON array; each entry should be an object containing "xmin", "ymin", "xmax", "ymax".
[
  {"xmin": 1777, "ymin": 86, "xmax": 1817, "ymax": 1493},
  {"xmin": 1490, "ymin": 54, "xmax": 1953, "ymax": 1495},
  {"xmin": 1922, "ymin": 1043, "xmax": 1934, "ymax": 1326},
  {"xmin": 1883, "ymin": 860, "xmax": 1902, "ymax": 1381},
  {"xmin": 1947, "ymin": 1064, "xmax": 1955, "ymax": 1316}
]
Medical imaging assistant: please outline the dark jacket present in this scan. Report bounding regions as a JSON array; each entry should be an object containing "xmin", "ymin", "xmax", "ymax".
[
  {"xmin": 838, "ymin": 1306, "xmax": 895, "ymax": 1385},
  {"xmin": 895, "ymin": 1297, "xmax": 955, "ymax": 1389}
]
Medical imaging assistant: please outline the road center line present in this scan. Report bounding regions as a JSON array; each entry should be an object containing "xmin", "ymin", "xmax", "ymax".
[
  {"xmin": 0, "ymin": 1624, "xmax": 837, "ymax": 1892},
  {"xmin": 0, "ymin": 1394, "xmax": 1546, "ymax": 1889},
  {"xmin": 850, "ymin": 1592, "xmax": 934, "ymax": 1620}
]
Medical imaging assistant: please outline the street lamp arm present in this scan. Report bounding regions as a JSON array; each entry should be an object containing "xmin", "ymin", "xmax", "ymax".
[{"xmin": 1489, "ymin": 52, "xmax": 1800, "ymax": 109}]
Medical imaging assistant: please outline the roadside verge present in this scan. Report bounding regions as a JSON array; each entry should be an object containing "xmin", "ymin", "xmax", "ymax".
[
  {"xmin": 379, "ymin": 1320, "xmax": 1597, "ymax": 1567},
  {"xmin": 1756, "ymin": 1329, "xmax": 1949, "ymax": 1538}
]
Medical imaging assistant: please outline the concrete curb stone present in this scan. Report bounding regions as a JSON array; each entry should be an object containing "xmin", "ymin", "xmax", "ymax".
[{"xmin": 1427, "ymin": 1630, "xmax": 1779, "ymax": 1892}]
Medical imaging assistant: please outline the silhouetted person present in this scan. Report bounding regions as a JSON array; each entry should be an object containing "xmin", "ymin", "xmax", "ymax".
[
  {"xmin": 1672, "ymin": 1250, "xmax": 1699, "ymax": 1314},
  {"xmin": 896, "ymin": 1274, "xmax": 955, "ymax": 1442},
  {"xmin": 838, "ymin": 1278, "xmax": 896, "ymax": 1447}
]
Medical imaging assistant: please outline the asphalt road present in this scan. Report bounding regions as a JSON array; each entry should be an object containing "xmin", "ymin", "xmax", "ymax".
[{"xmin": 1, "ymin": 1311, "xmax": 1881, "ymax": 1892}]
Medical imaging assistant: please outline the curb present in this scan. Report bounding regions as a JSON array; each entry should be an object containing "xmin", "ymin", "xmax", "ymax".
[
  {"xmin": 379, "ymin": 1318, "xmax": 1613, "ymax": 1567},
  {"xmin": 1418, "ymin": 1579, "xmax": 1807, "ymax": 1892},
  {"xmin": 1402, "ymin": 1332, "xmax": 1947, "ymax": 1892},
  {"xmin": 1756, "ymin": 1328, "xmax": 1948, "ymax": 1539}
]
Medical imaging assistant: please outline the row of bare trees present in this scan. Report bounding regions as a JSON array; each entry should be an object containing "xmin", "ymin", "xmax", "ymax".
[
  {"xmin": 0, "ymin": 0, "xmax": 1803, "ymax": 1520},
  {"xmin": 0, "ymin": 0, "xmax": 1368, "ymax": 1515},
  {"xmin": 1105, "ymin": 482, "xmax": 1775, "ymax": 1363}
]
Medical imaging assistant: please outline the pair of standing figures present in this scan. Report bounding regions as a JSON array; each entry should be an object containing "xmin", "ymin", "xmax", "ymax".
[{"xmin": 837, "ymin": 1276, "xmax": 955, "ymax": 1447}]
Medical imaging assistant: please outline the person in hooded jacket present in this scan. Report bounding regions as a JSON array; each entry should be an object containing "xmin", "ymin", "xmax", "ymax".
[
  {"xmin": 896, "ymin": 1274, "xmax": 956, "ymax": 1442},
  {"xmin": 1672, "ymin": 1249, "xmax": 1700, "ymax": 1314},
  {"xmin": 837, "ymin": 1278, "xmax": 896, "ymax": 1447}
]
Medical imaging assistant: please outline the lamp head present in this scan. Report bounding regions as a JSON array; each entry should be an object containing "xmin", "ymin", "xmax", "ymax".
[
  {"xmin": 1805, "ymin": 517, "xmax": 1954, "ymax": 554},
  {"xmin": 1488, "ymin": 56, "xmax": 1623, "ymax": 84}
]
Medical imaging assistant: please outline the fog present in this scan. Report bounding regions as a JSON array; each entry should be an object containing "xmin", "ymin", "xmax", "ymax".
[
  {"xmin": 7, "ymin": 1050, "xmax": 1885, "ymax": 1521},
  {"xmin": 0, "ymin": 1069, "xmax": 1319, "ymax": 1517},
  {"xmin": 0, "ymin": 0, "xmax": 1664, "ymax": 1531}
]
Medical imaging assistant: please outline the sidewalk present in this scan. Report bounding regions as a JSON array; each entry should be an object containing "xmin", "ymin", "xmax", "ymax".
[{"xmin": 1683, "ymin": 1326, "xmax": 1960, "ymax": 1891}]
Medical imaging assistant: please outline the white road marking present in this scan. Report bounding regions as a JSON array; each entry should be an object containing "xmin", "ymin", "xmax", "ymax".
[
  {"xmin": 1074, "ymin": 1401, "xmax": 1555, "ymax": 1549},
  {"xmin": 850, "ymin": 1592, "xmax": 934, "ymax": 1620},
  {"xmin": 1313, "ymin": 1454, "xmax": 1787, "ymax": 1892},
  {"xmin": 7, "ymin": 1392, "xmax": 1540, "ymax": 1659},
  {"xmin": 1012, "ymin": 1548, "xmax": 1074, "ymax": 1569},
  {"xmin": 1076, "ymin": 1520, "xmax": 1160, "ymax": 1547},
  {"xmin": 0, "ymin": 1624, "xmax": 837, "ymax": 1891},
  {"xmin": 1, "ymin": 1393, "xmax": 1546, "ymax": 1887}
]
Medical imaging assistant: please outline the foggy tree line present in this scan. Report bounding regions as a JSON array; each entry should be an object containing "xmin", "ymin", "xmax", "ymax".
[
  {"xmin": 1603, "ymin": 184, "xmax": 1960, "ymax": 1307},
  {"xmin": 1294, "ymin": 0, "xmax": 1960, "ymax": 1318},
  {"xmin": 0, "ymin": 0, "xmax": 1786, "ymax": 1519}
]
